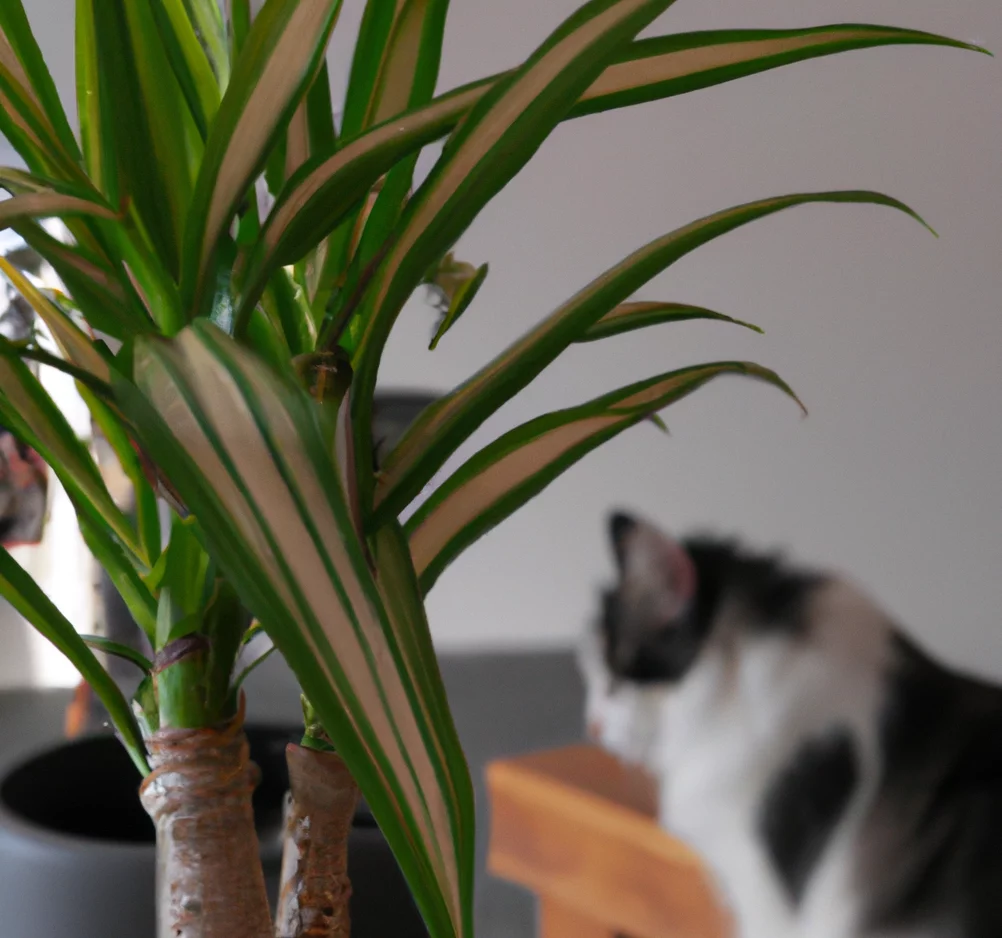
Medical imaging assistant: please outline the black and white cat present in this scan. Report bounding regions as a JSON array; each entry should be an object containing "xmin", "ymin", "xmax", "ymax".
[{"xmin": 578, "ymin": 512, "xmax": 1002, "ymax": 938}]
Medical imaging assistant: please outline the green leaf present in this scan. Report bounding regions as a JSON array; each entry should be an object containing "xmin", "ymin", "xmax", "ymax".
[
  {"xmin": 229, "ymin": 643, "xmax": 276, "ymax": 697},
  {"xmin": 264, "ymin": 267, "xmax": 316, "ymax": 356},
  {"xmin": 408, "ymin": 361, "xmax": 801, "ymax": 592},
  {"xmin": 11, "ymin": 220, "xmax": 142, "ymax": 340},
  {"xmin": 227, "ymin": 0, "xmax": 251, "ymax": 61},
  {"xmin": 79, "ymin": 511, "xmax": 158, "ymax": 642},
  {"xmin": 236, "ymin": 94, "xmax": 465, "ymax": 321},
  {"xmin": 79, "ymin": 0, "xmax": 195, "ymax": 278},
  {"xmin": 370, "ymin": 519, "xmax": 475, "ymax": 920},
  {"xmin": 203, "ymin": 578, "xmax": 249, "ymax": 720},
  {"xmin": 0, "ymin": 190, "xmax": 118, "ymax": 229},
  {"xmin": 80, "ymin": 385, "xmax": 162, "ymax": 564},
  {"xmin": 244, "ymin": 20, "xmax": 980, "ymax": 312},
  {"xmin": 0, "ymin": 546, "xmax": 149, "ymax": 774},
  {"xmin": 428, "ymin": 259, "xmax": 487, "ymax": 350},
  {"xmin": 0, "ymin": 355, "xmax": 142, "ymax": 560},
  {"xmin": 578, "ymin": 300, "xmax": 762, "ymax": 341},
  {"xmin": 0, "ymin": 337, "xmax": 109, "ymax": 394},
  {"xmin": 148, "ymin": 0, "xmax": 223, "ymax": 138},
  {"xmin": 349, "ymin": 0, "xmax": 686, "ymax": 513},
  {"xmin": 340, "ymin": 0, "xmax": 399, "ymax": 139},
  {"xmin": 76, "ymin": 0, "xmax": 119, "ymax": 203},
  {"xmin": 81, "ymin": 634, "xmax": 153, "ymax": 673},
  {"xmin": 149, "ymin": 515, "xmax": 212, "ymax": 644},
  {"xmin": 121, "ymin": 0, "xmax": 203, "ymax": 255},
  {"xmin": 0, "ymin": 11, "xmax": 83, "ymax": 178},
  {"xmin": 284, "ymin": 61, "xmax": 337, "ymax": 183},
  {"xmin": 180, "ymin": 0, "xmax": 344, "ymax": 318},
  {"xmin": 182, "ymin": 0, "xmax": 230, "ymax": 89},
  {"xmin": 117, "ymin": 321, "xmax": 474, "ymax": 938},
  {"xmin": 0, "ymin": 0, "xmax": 80, "ymax": 161},
  {"xmin": 345, "ymin": 0, "xmax": 450, "ymax": 136},
  {"xmin": 374, "ymin": 189, "xmax": 930, "ymax": 525},
  {"xmin": 0, "ymin": 256, "xmax": 112, "ymax": 382},
  {"xmin": 132, "ymin": 673, "xmax": 159, "ymax": 737},
  {"xmin": 305, "ymin": 60, "xmax": 337, "ymax": 157}
]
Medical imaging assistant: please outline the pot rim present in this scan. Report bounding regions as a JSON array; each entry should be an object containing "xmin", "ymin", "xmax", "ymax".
[{"xmin": 0, "ymin": 727, "xmax": 295, "ymax": 855}]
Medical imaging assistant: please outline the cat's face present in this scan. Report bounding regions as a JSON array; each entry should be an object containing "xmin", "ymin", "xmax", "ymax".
[{"xmin": 579, "ymin": 512, "xmax": 711, "ymax": 769}]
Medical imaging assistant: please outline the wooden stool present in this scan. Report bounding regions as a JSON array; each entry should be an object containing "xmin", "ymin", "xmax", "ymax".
[{"xmin": 486, "ymin": 745, "xmax": 729, "ymax": 938}]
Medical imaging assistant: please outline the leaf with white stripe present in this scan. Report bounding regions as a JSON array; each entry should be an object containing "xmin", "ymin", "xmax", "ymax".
[
  {"xmin": 117, "ymin": 321, "xmax": 473, "ymax": 938},
  {"xmin": 579, "ymin": 300, "xmax": 761, "ymax": 341},
  {"xmin": 0, "ymin": 190, "xmax": 117, "ymax": 229},
  {"xmin": 0, "ymin": 0, "xmax": 79, "ymax": 159},
  {"xmin": 181, "ymin": 0, "xmax": 344, "ymax": 317},
  {"xmin": 572, "ymin": 24, "xmax": 987, "ymax": 118},
  {"xmin": 348, "ymin": 0, "xmax": 685, "ymax": 511},
  {"xmin": 409, "ymin": 362, "xmax": 802, "ymax": 592},
  {"xmin": 0, "ymin": 0, "xmax": 82, "ymax": 176},
  {"xmin": 238, "ymin": 22, "xmax": 979, "ymax": 323},
  {"xmin": 374, "ymin": 189, "xmax": 929, "ymax": 525}
]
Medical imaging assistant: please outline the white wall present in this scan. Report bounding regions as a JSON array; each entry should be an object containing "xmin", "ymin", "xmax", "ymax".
[{"xmin": 10, "ymin": 1, "xmax": 1002, "ymax": 679}]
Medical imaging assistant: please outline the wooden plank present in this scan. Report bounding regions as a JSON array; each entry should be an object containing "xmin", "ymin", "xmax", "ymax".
[
  {"xmin": 539, "ymin": 895, "xmax": 615, "ymax": 938},
  {"xmin": 487, "ymin": 745, "xmax": 729, "ymax": 938}
]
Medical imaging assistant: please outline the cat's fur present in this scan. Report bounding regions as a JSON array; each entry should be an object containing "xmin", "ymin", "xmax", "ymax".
[{"xmin": 578, "ymin": 512, "xmax": 1002, "ymax": 938}]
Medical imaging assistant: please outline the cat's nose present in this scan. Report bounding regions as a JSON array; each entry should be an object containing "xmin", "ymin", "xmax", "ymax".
[{"xmin": 587, "ymin": 719, "xmax": 603, "ymax": 743}]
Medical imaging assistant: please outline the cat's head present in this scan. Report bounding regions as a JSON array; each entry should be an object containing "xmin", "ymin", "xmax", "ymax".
[
  {"xmin": 579, "ymin": 511, "xmax": 707, "ymax": 768},
  {"xmin": 580, "ymin": 511, "xmax": 827, "ymax": 769}
]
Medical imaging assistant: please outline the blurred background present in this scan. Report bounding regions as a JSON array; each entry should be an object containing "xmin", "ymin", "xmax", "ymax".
[{"xmin": 3, "ymin": 0, "xmax": 999, "ymax": 683}]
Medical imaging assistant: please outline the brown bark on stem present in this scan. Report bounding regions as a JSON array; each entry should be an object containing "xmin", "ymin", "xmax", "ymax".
[
  {"xmin": 139, "ymin": 711, "xmax": 272, "ymax": 938},
  {"xmin": 275, "ymin": 744, "xmax": 360, "ymax": 938}
]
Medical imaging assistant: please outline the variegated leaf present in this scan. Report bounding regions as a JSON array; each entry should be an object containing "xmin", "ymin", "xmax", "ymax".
[
  {"xmin": 348, "ymin": 0, "xmax": 686, "ymax": 511},
  {"xmin": 374, "ymin": 190, "xmax": 929, "ymax": 525},
  {"xmin": 409, "ymin": 362, "xmax": 802, "ymax": 592},
  {"xmin": 579, "ymin": 300, "xmax": 761, "ymax": 341},
  {"xmin": 116, "ymin": 321, "xmax": 473, "ymax": 938},
  {"xmin": 181, "ymin": 0, "xmax": 344, "ymax": 317},
  {"xmin": 238, "ymin": 22, "xmax": 979, "ymax": 320}
]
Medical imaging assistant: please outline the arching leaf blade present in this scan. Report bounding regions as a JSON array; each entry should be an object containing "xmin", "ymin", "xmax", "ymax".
[
  {"xmin": 349, "ymin": 0, "xmax": 685, "ymax": 513},
  {"xmin": 0, "ymin": 547, "xmax": 149, "ymax": 774},
  {"xmin": 244, "ymin": 21, "xmax": 979, "ymax": 312},
  {"xmin": 0, "ymin": 256, "xmax": 113, "ymax": 382},
  {"xmin": 180, "ymin": 0, "xmax": 344, "ymax": 318},
  {"xmin": 0, "ymin": 356, "xmax": 142, "ymax": 561},
  {"xmin": 0, "ymin": 0, "xmax": 81, "ymax": 161},
  {"xmin": 409, "ymin": 361, "xmax": 802, "ymax": 592},
  {"xmin": 579, "ymin": 300, "xmax": 762, "ymax": 341},
  {"xmin": 375, "ymin": 190, "xmax": 929, "ymax": 525},
  {"xmin": 149, "ymin": 0, "xmax": 222, "ymax": 138}
]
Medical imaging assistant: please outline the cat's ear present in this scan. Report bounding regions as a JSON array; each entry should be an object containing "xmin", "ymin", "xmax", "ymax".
[{"xmin": 608, "ymin": 511, "xmax": 696, "ymax": 619}]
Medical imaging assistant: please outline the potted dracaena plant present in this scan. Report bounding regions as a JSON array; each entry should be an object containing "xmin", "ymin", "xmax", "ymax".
[{"xmin": 0, "ymin": 0, "xmax": 985, "ymax": 936}]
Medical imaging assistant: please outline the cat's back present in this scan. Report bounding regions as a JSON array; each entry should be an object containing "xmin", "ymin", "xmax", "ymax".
[{"xmin": 858, "ymin": 635, "xmax": 1002, "ymax": 938}]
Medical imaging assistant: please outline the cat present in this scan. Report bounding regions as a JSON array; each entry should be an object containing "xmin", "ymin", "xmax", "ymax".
[{"xmin": 578, "ymin": 511, "xmax": 1002, "ymax": 938}]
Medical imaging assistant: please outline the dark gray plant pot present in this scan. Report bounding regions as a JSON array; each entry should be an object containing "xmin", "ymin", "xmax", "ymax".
[{"xmin": 0, "ymin": 726, "xmax": 428, "ymax": 938}]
